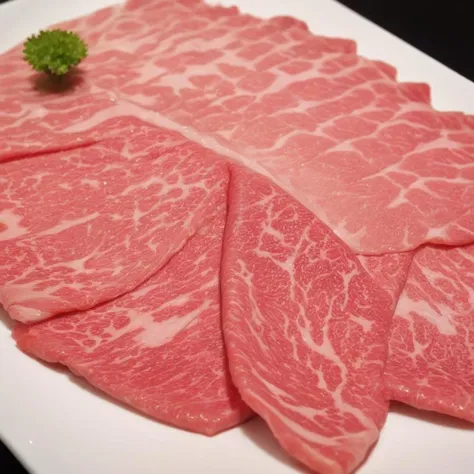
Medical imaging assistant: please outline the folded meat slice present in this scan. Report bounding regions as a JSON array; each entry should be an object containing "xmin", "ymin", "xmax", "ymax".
[
  {"xmin": 385, "ymin": 244, "xmax": 474, "ymax": 422},
  {"xmin": 0, "ymin": 123, "xmax": 229, "ymax": 322},
  {"xmin": 221, "ymin": 166, "xmax": 394, "ymax": 474},
  {"xmin": 357, "ymin": 253, "xmax": 413, "ymax": 308},
  {"xmin": 13, "ymin": 198, "xmax": 251, "ymax": 435}
]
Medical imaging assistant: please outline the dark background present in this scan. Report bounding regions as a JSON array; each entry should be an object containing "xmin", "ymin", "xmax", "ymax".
[
  {"xmin": 340, "ymin": 0, "xmax": 472, "ymax": 81},
  {"xmin": 0, "ymin": 0, "xmax": 471, "ymax": 473}
]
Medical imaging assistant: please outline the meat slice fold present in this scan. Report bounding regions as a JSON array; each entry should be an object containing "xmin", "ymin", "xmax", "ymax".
[
  {"xmin": 221, "ymin": 165, "xmax": 394, "ymax": 474},
  {"xmin": 0, "ymin": 1, "xmax": 473, "ymax": 469}
]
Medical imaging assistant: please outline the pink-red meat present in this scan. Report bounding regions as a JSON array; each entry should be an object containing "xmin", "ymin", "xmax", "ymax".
[
  {"xmin": 0, "ymin": 6, "xmax": 122, "ymax": 161},
  {"xmin": 113, "ymin": 0, "xmax": 474, "ymax": 254},
  {"xmin": 13, "ymin": 191, "xmax": 252, "ymax": 435},
  {"xmin": 385, "ymin": 244, "xmax": 474, "ymax": 421},
  {"xmin": 1, "ymin": 0, "xmax": 473, "ymax": 472},
  {"xmin": 4, "ymin": 0, "xmax": 473, "ymax": 254},
  {"xmin": 221, "ymin": 166, "xmax": 394, "ymax": 474},
  {"xmin": 0, "ymin": 122, "xmax": 229, "ymax": 322},
  {"xmin": 0, "ymin": 0, "xmax": 353, "ymax": 162}
]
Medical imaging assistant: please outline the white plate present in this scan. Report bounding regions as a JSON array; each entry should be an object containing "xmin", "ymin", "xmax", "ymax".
[{"xmin": 0, "ymin": 1, "xmax": 473, "ymax": 473}]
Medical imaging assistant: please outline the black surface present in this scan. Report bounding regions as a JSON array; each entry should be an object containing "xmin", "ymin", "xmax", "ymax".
[
  {"xmin": 0, "ymin": 1, "xmax": 471, "ymax": 473},
  {"xmin": 1, "ymin": 441, "xmax": 29, "ymax": 474},
  {"xmin": 339, "ymin": 0, "xmax": 473, "ymax": 82}
]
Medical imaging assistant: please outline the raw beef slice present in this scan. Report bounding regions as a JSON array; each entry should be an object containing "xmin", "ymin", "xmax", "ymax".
[
  {"xmin": 13, "ymin": 193, "xmax": 251, "ymax": 435},
  {"xmin": 0, "ymin": 91, "xmax": 115, "ymax": 163},
  {"xmin": 0, "ymin": 122, "xmax": 229, "ymax": 322},
  {"xmin": 221, "ymin": 166, "xmax": 394, "ymax": 474},
  {"xmin": 114, "ymin": 0, "xmax": 474, "ymax": 254},
  {"xmin": 110, "ymin": 0, "xmax": 474, "ymax": 422},
  {"xmin": 380, "ymin": 58, "xmax": 474, "ymax": 422},
  {"xmin": 386, "ymin": 244, "xmax": 474, "ymax": 422}
]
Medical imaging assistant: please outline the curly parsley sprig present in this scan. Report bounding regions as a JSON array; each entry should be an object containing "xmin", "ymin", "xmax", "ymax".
[{"xmin": 23, "ymin": 29, "xmax": 88, "ymax": 75}]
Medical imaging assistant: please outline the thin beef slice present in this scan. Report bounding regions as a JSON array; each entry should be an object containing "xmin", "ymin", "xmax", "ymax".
[
  {"xmin": 118, "ymin": 0, "xmax": 474, "ymax": 254},
  {"xmin": 379, "ymin": 64, "xmax": 474, "ymax": 422},
  {"xmin": 221, "ymin": 166, "xmax": 394, "ymax": 474},
  {"xmin": 0, "ymin": 123, "xmax": 229, "ymax": 322},
  {"xmin": 386, "ymin": 244, "xmax": 474, "ymax": 422},
  {"xmin": 13, "ymin": 199, "xmax": 252, "ymax": 435}
]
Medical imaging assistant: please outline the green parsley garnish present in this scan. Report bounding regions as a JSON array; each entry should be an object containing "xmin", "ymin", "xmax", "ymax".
[{"xmin": 23, "ymin": 29, "xmax": 88, "ymax": 76}]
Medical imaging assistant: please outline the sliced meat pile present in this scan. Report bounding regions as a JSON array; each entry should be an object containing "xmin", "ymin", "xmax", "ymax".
[{"xmin": 1, "ymin": 1, "xmax": 473, "ymax": 473}]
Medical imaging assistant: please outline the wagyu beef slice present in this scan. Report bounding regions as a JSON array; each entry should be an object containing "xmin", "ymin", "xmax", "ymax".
[
  {"xmin": 0, "ymin": 123, "xmax": 229, "ymax": 322},
  {"xmin": 115, "ymin": 0, "xmax": 474, "ymax": 254},
  {"xmin": 1, "ymin": 0, "xmax": 472, "ymax": 439},
  {"xmin": 112, "ymin": 3, "xmax": 474, "ymax": 424},
  {"xmin": 221, "ymin": 166, "xmax": 394, "ymax": 474},
  {"xmin": 385, "ymin": 244, "xmax": 474, "ymax": 422},
  {"xmin": 14, "ymin": 205, "xmax": 251, "ymax": 435}
]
